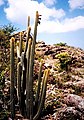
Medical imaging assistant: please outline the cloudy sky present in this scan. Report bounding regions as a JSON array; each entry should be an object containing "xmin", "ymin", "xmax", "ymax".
[{"xmin": 0, "ymin": 0, "xmax": 84, "ymax": 49}]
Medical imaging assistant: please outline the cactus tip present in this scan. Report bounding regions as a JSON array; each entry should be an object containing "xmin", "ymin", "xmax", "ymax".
[
  {"xmin": 19, "ymin": 32, "xmax": 23, "ymax": 36},
  {"xmin": 29, "ymin": 26, "xmax": 31, "ymax": 31},
  {"xmin": 10, "ymin": 37, "xmax": 15, "ymax": 42}
]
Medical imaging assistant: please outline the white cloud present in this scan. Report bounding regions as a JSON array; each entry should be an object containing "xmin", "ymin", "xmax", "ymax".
[
  {"xmin": 4, "ymin": 0, "xmax": 84, "ymax": 34},
  {"xmin": 68, "ymin": 0, "xmax": 84, "ymax": 10},
  {"xmin": 43, "ymin": 0, "xmax": 57, "ymax": 7},
  {"xmin": 0, "ymin": 0, "xmax": 4, "ymax": 6},
  {"xmin": 4, "ymin": 0, "xmax": 65, "ymax": 25},
  {"xmin": 38, "ymin": 16, "xmax": 84, "ymax": 33}
]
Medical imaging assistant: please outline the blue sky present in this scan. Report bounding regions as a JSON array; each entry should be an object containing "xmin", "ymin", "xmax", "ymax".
[{"xmin": 0, "ymin": 0, "xmax": 84, "ymax": 49}]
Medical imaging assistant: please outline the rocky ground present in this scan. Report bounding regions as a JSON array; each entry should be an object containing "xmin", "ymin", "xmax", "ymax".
[
  {"xmin": 35, "ymin": 41, "xmax": 84, "ymax": 120},
  {"xmin": 0, "ymin": 39, "xmax": 84, "ymax": 120}
]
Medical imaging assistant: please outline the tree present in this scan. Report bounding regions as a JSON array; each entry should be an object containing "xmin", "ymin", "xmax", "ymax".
[
  {"xmin": 0, "ymin": 23, "xmax": 18, "ymax": 72},
  {"xmin": 0, "ymin": 23, "xmax": 18, "ymax": 42},
  {"xmin": 2, "ymin": 23, "xmax": 18, "ymax": 36}
]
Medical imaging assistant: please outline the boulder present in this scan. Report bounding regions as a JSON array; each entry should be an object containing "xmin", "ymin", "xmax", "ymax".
[{"xmin": 64, "ymin": 94, "xmax": 84, "ymax": 112}]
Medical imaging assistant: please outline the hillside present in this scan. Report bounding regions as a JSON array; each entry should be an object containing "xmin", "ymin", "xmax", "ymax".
[
  {"xmin": 35, "ymin": 41, "xmax": 84, "ymax": 120},
  {"xmin": 0, "ymin": 38, "xmax": 84, "ymax": 119}
]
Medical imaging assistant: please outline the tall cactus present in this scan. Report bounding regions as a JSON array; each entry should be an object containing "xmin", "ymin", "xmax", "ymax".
[
  {"xmin": 28, "ymin": 11, "xmax": 40, "ymax": 120},
  {"xmin": 10, "ymin": 37, "xmax": 15, "ymax": 120},
  {"xmin": 11, "ymin": 11, "xmax": 49, "ymax": 120}
]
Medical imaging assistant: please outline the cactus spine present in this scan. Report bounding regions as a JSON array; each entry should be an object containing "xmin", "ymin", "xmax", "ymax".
[{"xmin": 10, "ymin": 37, "xmax": 15, "ymax": 120}]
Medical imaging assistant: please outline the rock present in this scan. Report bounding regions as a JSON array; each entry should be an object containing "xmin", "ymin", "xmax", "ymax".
[
  {"xmin": 55, "ymin": 107, "xmax": 82, "ymax": 120},
  {"xmin": 64, "ymin": 94, "xmax": 84, "ymax": 112}
]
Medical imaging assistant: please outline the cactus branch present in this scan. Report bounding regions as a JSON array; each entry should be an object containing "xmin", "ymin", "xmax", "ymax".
[
  {"xmin": 17, "ymin": 62, "xmax": 22, "ymax": 112},
  {"xmin": 33, "ymin": 69, "xmax": 50, "ymax": 120},
  {"xmin": 10, "ymin": 37, "xmax": 15, "ymax": 120},
  {"xmin": 26, "ymin": 38, "xmax": 32, "ymax": 118},
  {"xmin": 19, "ymin": 32, "xmax": 23, "ymax": 56},
  {"xmin": 28, "ymin": 16, "xmax": 30, "ymax": 27},
  {"xmin": 24, "ymin": 26, "xmax": 31, "ymax": 55},
  {"xmin": 28, "ymin": 11, "xmax": 40, "ymax": 120},
  {"xmin": 35, "ymin": 60, "xmax": 43, "ymax": 105}
]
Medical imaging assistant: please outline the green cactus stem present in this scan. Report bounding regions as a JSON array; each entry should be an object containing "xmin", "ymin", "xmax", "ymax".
[
  {"xmin": 19, "ymin": 32, "xmax": 23, "ymax": 56},
  {"xmin": 28, "ymin": 16, "xmax": 30, "ymax": 27},
  {"xmin": 28, "ymin": 11, "xmax": 41, "ymax": 120},
  {"xmin": 17, "ymin": 62, "xmax": 22, "ymax": 110},
  {"xmin": 16, "ymin": 41, "xmax": 20, "ymax": 59},
  {"xmin": 33, "ymin": 69, "xmax": 50, "ymax": 120},
  {"xmin": 10, "ymin": 37, "xmax": 15, "ymax": 120},
  {"xmin": 24, "ymin": 24, "xmax": 31, "ymax": 55},
  {"xmin": 35, "ymin": 60, "xmax": 43, "ymax": 106},
  {"xmin": 26, "ymin": 38, "xmax": 32, "ymax": 118}
]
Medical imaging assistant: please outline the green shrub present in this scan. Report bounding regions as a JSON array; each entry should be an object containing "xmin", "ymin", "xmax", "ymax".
[
  {"xmin": 54, "ymin": 42, "xmax": 67, "ymax": 46},
  {"xmin": 56, "ymin": 52, "xmax": 71, "ymax": 71}
]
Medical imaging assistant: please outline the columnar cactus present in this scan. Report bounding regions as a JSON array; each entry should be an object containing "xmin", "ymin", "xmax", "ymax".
[
  {"xmin": 10, "ymin": 37, "xmax": 15, "ymax": 120},
  {"xmin": 28, "ymin": 11, "xmax": 42, "ymax": 120},
  {"xmin": 26, "ymin": 38, "xmax": 32, "ymax": 118},
  {"xmin": 10, "ymin": 11, "xmax": 49, "ymax": 120}
]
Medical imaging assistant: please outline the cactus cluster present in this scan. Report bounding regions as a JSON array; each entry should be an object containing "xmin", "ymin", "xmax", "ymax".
[{"xmin": 10, "ymin": 11, "xmax": 49, "ymax": 120}]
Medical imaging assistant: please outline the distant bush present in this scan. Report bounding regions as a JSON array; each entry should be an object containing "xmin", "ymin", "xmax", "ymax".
[
  {"xmin": 54, "ymin": 42, "xmax": 67, "ymax": 46},
  {"xmin": 56, "ymin": 52, "xmax": 71, "ymax": 71}
]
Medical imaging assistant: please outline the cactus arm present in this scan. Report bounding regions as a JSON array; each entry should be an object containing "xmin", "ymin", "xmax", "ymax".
[
  {"xmin": 17, "ymin": 41, "xmax": 21, "ymax": 59},
  {"xmin": 33, "ymin": 69, "xmax": 50, "ymax": 120},
  {"xmin": 24, "ymin": 25, "xmax": 31, "ymax": 55},
  {"xmin": 28, "ymin": 11, "xmax": 39, "ymax": 120},
  {"xmin": 20, "ymin": 52, "xmax": 25, "ymax": 71},
  {"xmin": 17, "ymin": 62, "xmax": 22, "ymax": 110},
  {"xmin": 19, "ymin": 32, "xmax": 23, "ymax": 56},
  {"xmin": 10, "ymin": 37, "xmax": 15, "ymax": 120},
  {"xmin": 28, "ymin": 16, "xmax": 30, "ymax": 27},
  {"xmin": 35, "ymin": 60, "xmax": 43, "ymax": 105},
  {"xmin": 26, "ymin": 38, "xmax": 32, "ymax": 118}
]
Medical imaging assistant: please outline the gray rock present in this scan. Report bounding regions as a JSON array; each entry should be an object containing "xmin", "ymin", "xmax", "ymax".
[
  {"xmin": 64, "ymin": 94, "xmax": 84, "ymax": 112},
  {"xmin": 55, "ymin": 107, "xmax": 82, "ymax": 120}
]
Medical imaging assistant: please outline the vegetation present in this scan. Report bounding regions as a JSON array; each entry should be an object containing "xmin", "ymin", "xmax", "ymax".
[
  {"xmin": 56, "ymin": 52, "xmax": 72, "ymax": 70},
  {"xmin": 0, "ymin": 12, "xmax": 84, "ymax": 120},
  {"xmin": 0, "ymin": 11, "xmax": 50, "ymax": 120},
  {"xmin": 0, "ymin": 24, "xmax": 18, "ymax": 120},
  {"xmin": 54, "ymin": 42, "xmax": 67, "ymax": 46}
]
